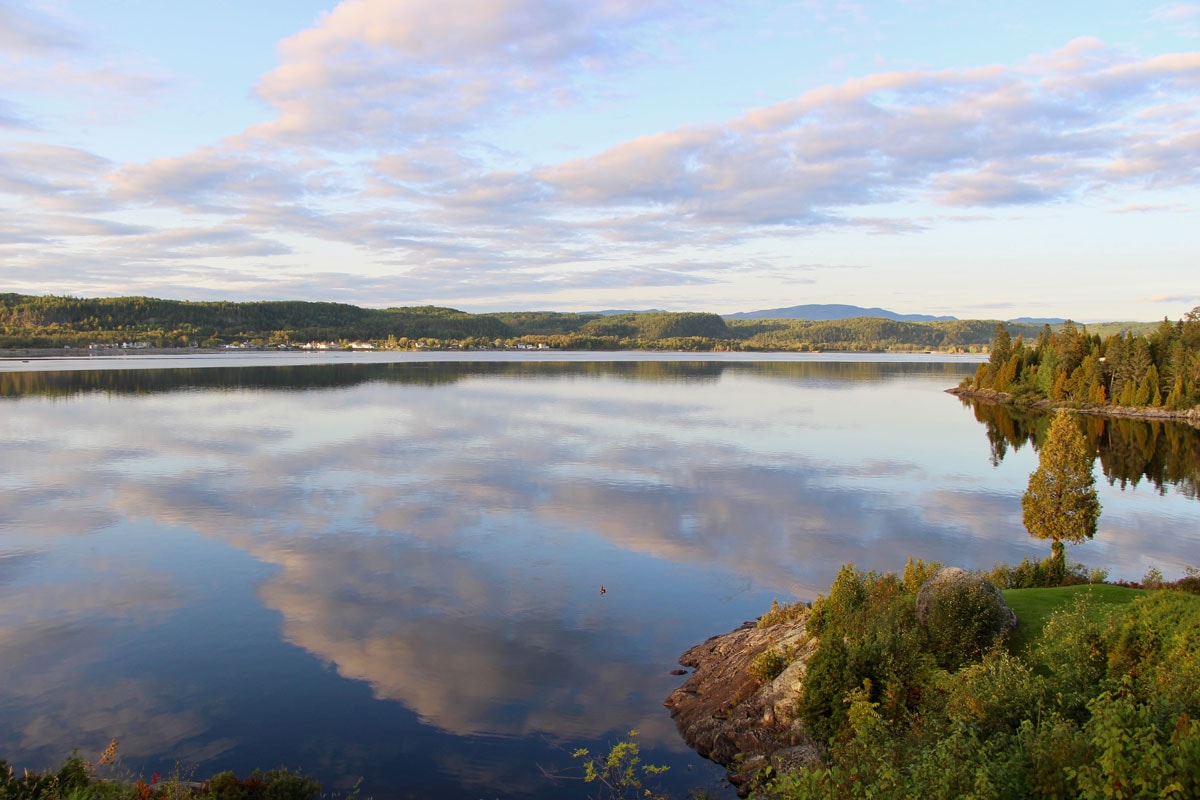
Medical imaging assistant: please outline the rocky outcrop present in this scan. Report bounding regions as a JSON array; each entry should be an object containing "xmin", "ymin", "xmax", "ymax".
[
  {"xmin": 916, "ymin": 567, "xmax": 1017, "ymax": 633},
  {"xmin": 663, "ymin": 614, "xmax": 820, "ymax": 795}
]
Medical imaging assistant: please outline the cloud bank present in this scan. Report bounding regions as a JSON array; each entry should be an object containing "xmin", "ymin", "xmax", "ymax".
[{"xmin": 0, "ymin": 1, "xmax": 1198, "ymax": 314}]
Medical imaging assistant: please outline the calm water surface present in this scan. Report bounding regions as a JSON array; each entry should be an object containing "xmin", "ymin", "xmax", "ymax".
[{"xmin": 1, "ymin": 353, "xmax": 1197, "ymax": 798}]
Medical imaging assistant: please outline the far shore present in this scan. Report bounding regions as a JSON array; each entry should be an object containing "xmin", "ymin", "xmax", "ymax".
[
  {"xmin": 1, "ymin": 346, "xmax": 987, "ymax": 361},
  {"xmin": 1, "ymin": 346, "xmax": 229, "ymax": 359}
]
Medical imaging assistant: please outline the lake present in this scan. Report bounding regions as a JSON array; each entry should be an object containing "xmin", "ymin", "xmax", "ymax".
[{"xmin": 2, "ymin": 352, "xmax": 1198, "ymax": 798}]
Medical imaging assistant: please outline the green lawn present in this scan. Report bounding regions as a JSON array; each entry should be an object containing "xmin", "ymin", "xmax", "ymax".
[{"xmin": 1003, "ymin": 584, "xmax": 1146, "ymax": 656}]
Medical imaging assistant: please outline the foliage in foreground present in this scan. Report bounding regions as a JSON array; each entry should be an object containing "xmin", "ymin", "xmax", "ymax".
[
  {"xmin": 0, "ymin": 746, "xmax": 322, "ymax": 800},
  {"xmin": 567, "ymin": 730, "xmax": 671, "ymax": 800},
  {"xmin": 755, "ymin": 567, "xmax": 1200, "ymax": 800}
]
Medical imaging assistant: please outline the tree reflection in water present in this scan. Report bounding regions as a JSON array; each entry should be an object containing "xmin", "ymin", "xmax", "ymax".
[{"xmin": 959, "ymin": 398, "xmax": 1200, "ymax": 500}]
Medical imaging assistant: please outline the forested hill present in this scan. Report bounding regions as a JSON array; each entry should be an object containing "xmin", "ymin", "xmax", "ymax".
[{"xmin": 0, "ymin": 293, "xmax": 1163, "ymax": 353}]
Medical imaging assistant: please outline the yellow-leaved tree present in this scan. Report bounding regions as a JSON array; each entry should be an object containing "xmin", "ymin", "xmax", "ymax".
[{"xmin": 1021, "ymin": 410, "xmax": 1101, "ymax": 579}]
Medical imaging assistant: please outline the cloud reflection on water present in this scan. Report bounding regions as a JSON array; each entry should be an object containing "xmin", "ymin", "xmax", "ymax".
[{"xmin": 1, "ymin": 359, "xmax": 1197, "ymax": 787}]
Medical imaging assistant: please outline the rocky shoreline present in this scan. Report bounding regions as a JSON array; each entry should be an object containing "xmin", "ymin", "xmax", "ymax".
[
  {"xmin": 946, "ymin": 386, "xmax": 1200, "ymax": 427},
  {"xmin": 664, "ymin": 568, "xmax": 1022, "ymax": 795},
  {"xmin": 663, "ymin": 614, "xmax": 820, "ymax": 795}
]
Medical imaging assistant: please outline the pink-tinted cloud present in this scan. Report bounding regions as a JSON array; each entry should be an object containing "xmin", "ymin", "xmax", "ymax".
[{"xmin": 247, "ymin": 0, "xmax": 709, "ymax": 148}]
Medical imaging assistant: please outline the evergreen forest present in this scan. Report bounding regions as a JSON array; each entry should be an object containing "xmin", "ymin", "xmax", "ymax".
[{"xmin": 963, "ymin": 309, "xmax": 1200, "ymax": 412}]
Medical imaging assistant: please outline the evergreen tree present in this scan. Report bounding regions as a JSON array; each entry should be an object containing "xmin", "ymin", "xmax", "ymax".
[
  {"xmin": 1143, "ymin": 364, "xmax": 1162, "ymax": 407},
  {"xmin": 987, "ymin": 322, "xmax": 1012, "ymax": 384},
  {"xmin": 1055, "ymin": 321, "xmax": 1086, "ymax": 375},
  {"xmin": 1021, "ymin": 411, "xmax": 1101, "ymax": 578},
  {"xmin": 1165, "ymin": 374, "xmax": 1188, "ymax": 410}
]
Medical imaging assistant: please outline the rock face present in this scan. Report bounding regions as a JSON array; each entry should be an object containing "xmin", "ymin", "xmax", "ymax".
[
  {"xmin": 663, "ymin": 613, "xmax": 820, "ymax": 794},
  {"xmin": 916, "ymin": 567, "xmax": 1017, "ymax": 631},
  {"xmin": 916, "ymin": 567, "xmax": 1017, "ymax": 667}
]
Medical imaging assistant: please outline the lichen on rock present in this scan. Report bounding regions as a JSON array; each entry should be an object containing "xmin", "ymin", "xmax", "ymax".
[{"xmin": 915, "ymin": 566, "xmax": 1017, "ymax": 669}]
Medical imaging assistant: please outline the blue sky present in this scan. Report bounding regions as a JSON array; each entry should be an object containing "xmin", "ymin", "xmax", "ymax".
[{"xmin": 1, "ymin": 0, "xmax": 1198, "ymax": 321}]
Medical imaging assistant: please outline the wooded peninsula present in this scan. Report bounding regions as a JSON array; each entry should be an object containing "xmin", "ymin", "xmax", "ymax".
[
  {"xmin": 953, "ymin": 310, "xmax": 1200, "ymax": 417},
  {"xmin": 0, "ymin": 293, "xmax": 1171, "ymax": 354}
]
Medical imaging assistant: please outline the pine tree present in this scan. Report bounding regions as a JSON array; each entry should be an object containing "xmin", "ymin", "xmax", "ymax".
[
  {"xmin": 987, "ymin": 323, "xmax": 1012, "ymax": 386},
  {"xmin": 1022, "ymin": 411, "xmax": 1101, "ymax": 578},
  {"xmin": 1165, "ymin": 375, "xmax": 1187, "ymax": 411}
]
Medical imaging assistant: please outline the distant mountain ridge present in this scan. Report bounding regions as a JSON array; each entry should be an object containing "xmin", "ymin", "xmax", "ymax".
[
  {"xmin": 1008, "ymin": 317, "xmax": 1068, "ymax": 325},
  {"xmin": 723, "ymin": 303, "xmax": 958, "ymax": 322}
]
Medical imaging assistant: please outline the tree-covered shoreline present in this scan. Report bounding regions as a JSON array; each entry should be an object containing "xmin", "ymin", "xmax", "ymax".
[
  {"xmin": 0, "ymin": 293, "xmax": 1157, "ymax": 353},
  {"xmin": 956, "ymin": 309, "xmax": 1200, "ymax": 417}
]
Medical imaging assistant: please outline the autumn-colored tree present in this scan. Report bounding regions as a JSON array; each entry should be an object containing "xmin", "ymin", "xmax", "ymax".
[{"xmin": 1021, "ymin": 411, "xmax": 1102, "ymax": 578}]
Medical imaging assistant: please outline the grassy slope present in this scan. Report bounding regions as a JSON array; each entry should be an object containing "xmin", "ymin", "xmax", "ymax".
[{"xmin": 1003, "ymin": 584, "xmax": 1146, "ymax": 655}]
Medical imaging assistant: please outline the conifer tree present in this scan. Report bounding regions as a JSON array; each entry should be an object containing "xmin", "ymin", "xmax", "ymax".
[
  {"xmin": 1022, "ymin": 411, "xmax": 1101, "ymax": 578},
  {"xmin": 987, "ymin": 323, "xmax": 1012, "ymax": 385}
]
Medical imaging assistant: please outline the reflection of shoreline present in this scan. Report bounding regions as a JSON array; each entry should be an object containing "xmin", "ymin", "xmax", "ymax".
[{"xmin": 946, "ymin": 386, "xmax": 1200, "ymax": 428}]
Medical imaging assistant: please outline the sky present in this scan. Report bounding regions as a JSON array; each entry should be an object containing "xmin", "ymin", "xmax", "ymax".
[{"xmin": 1, "ymin": 0, "xmax": 1198, "ymax": 321}]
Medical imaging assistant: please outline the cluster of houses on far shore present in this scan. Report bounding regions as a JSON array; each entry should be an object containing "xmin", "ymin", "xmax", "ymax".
[{"xmin": 86, "ymin": 340, "xmax": 555, "ymax": 351}]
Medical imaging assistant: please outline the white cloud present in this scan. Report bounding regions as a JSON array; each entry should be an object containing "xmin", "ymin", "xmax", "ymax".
[
  {"xmin": 0, "ymin": 0, "xmax": 167, "ymax": 128},
  {"xmin": 0, "ymin": 1, "xmax": 82, "ymax": 56},
  {"xmin": 2, "ymin": 0, "xmax": 1199, "ymax": 311},
  {"xmin": 1155, "ymin": 3, "xmax": 1200, "ymax": 20},
  {"xmin": 246, "ymin": 0, "xmax": 710, "ymax": 148}
]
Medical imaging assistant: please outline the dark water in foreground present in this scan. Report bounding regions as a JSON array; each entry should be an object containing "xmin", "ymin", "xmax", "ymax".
[{"xmin": 1, "ymin": 354, "xmax": 1197, "ymax": 798}]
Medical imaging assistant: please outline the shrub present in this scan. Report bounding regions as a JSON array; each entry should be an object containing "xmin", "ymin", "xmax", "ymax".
[
  {"xmin": 1174, "ymin": 576, "xmax": 1200, "ymax": 594},
  {"xmin": 806, "ymin": 564, "xmax": 867, "ymax": 638},
  {"xmin": 1033, "ymin": 597, "xmax": 1113, "ymax": 721},
  {"xmin": 945, "ymin": 649, "xmax": 1041, "ymax": 735},
  {"xmin": 795, "ymin": 637, "xmax": 853, "ymax": 744},
  {"xmin": 766, "ymin": 559, "xmax": 1200, "ymax": 800},
  {"xmin": 203, "ymin": 770, "xmax": 319, "ymax": 800},
  {"xmin": 0, "ymin": 755, "xmax": 92, "ymax": 800},
  {"xmin": 1107, "ymin": 591, "xmax": 1200, "ymax": 721},
  {"xmin": 985, "ymin": 556, "xmax": 1094, "ymax": 589},
  {"xmin": 1068, "ymin": 684, "xmax": 1200, "ymax": 799},
  {"xmin": 901, "ymin": 557, "xmax": 941, "ymax": 595},
  {"xmin": 757, "ymin": 599, "xmax": 807, "ymax": 628},
  {"xmin": 749, "ymin": 647, "xmax": 790, "ymax": 683},
  {"xmin": 797, "ymin": 570, "xmax": 934, "ymax": 743},
  {"xmin": 570, "ymin": 730, "xmax": 669, "ymax": 800}
]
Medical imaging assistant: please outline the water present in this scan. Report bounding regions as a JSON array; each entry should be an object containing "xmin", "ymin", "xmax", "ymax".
[{"xmin": 1, "ymin": 353, "xmax": 1197, "ymax": 798}]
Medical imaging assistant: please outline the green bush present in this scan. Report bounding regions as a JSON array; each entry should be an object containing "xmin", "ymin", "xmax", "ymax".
[
  {"xmin": 806, "ymin": 564, "xmax": 868, "ymax": 638},
  {"xmin": 0, "ymin": 756, "xmax": 92, "ymax": 800},
  {"xmin": 1069, "ymin": 685, "xmax": 1200, "ymax": 799},
  {"xmin": 203, "ymin": 770, "xmax": 319, "ymax": 800},
  {"xmin": 749, "ymin": 648, "xmax": 790, "ymax": 683},
  {"xmin": 0, "ymin": 758, "xmax": 322, "ymax": 800},
  {"xmin": 797, "ymin": 570, "xmax": 934, "ymax": 743},
  {"xmin": 757, "ymin": 599, "xmax": 807, "ymax": 628},
  {"xmin": 945, "ymin": 649, "xmax": 1041, "ymax": 735},
  {"xmin": 1033, "ymin": 598, "xmax": 1113, "ymax": 721},
  {"xmin": 986, "ymin": 556, "xmax": 1094, "ymax": 589},
  {"xmin": 795, "ymin": 637, "xmax": 852, "ymax": 743},
  {"xmin": 761, "ymin": 561, "xmax": 1200, "ymax": 800}
]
